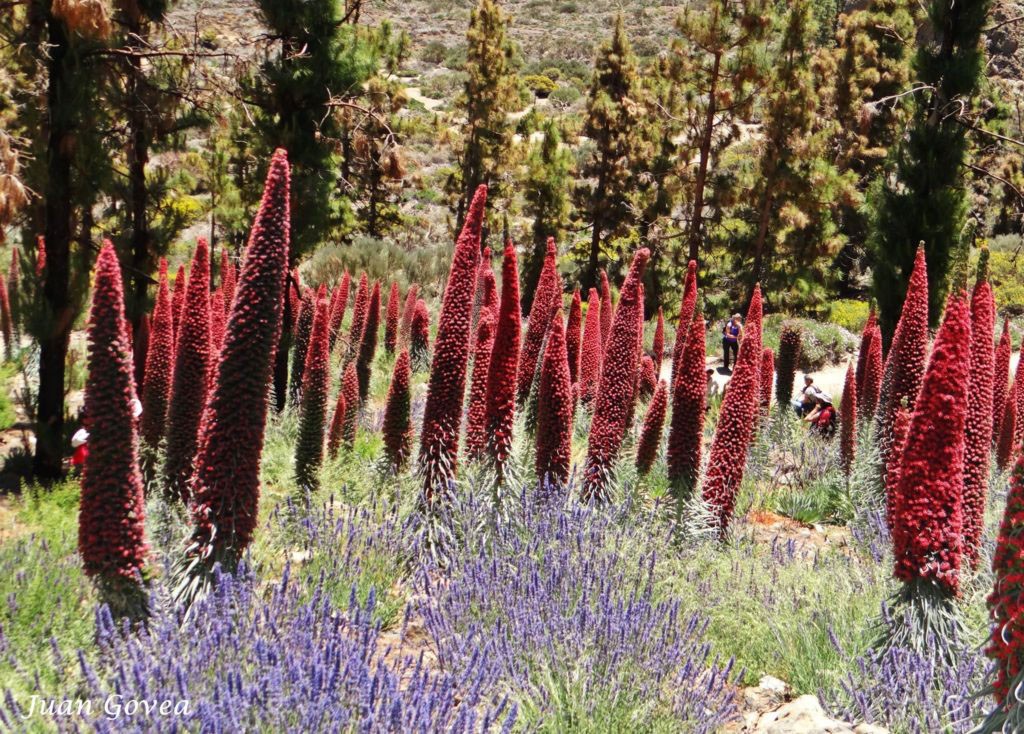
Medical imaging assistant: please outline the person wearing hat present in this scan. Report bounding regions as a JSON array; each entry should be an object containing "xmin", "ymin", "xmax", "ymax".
[
  {"xmin": 721, "ymin": 313, "xmax": 743, "ymax": 371},
  {"xmin": 804, "ymin": 392, "xmax": 836, "ymax": 437},
  {"xmin": 70, "ymin": 426, "xmax": 89, "ymax": 474}
]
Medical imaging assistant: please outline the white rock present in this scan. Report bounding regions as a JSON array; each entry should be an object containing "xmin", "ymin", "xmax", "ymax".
[{"xmin": 755, "ymin": 695, "xmax": 855, "ymax": 734}]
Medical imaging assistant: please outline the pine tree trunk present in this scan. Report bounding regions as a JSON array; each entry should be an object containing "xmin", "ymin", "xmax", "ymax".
[
  {"xmin": 586, "ymin": 167, "xmax": 608, "ymax": 290},
  {"xmin": 687, "ymin": 51, "xmax": 721, "ymax": 265},
  {"xmin": 34, "ymin": 14, "xmax": 74, "ymax": 481}
]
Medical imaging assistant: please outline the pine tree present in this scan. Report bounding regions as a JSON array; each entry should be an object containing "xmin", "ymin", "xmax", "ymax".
[
  {"xmin": 869, "ymin": 0, "xmax": 990, "ymax": 340},
  {"xmin": 522, "ymin": 119, "xmax": 572, "ymax": 310},
  {"xmin": 577, "ymin": 17, "xmax": 644, "ymax": 290},
  {"xmin": 451, "ymin": 0, "xmax": 518, "ymax": 229}
]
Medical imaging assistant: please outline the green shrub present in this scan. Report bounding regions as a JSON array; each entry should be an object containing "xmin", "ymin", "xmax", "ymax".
[
  {"xmin": 827, "ymin": 299, "xmax": 870, "ymax": 333},
  {"xmin": 989, "ymin": 249, "xmax": 1024, "ymax": 315},
  {"xmin": 549, "ymin": 84, "xmax": 582, "ymax": 109},
  {"xmin": 523, "ymin": 74, "xmax": 557, "ymax": 96},
  {"xmin": 420, "ymin": 40, "xmax": 448, "ymax": 65},
  {"xmin": 758, "ymin": 315, "xmax": 857, "ymax": 371}
]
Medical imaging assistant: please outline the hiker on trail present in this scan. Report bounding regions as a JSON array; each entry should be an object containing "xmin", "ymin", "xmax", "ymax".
[
  {"xmin": 793, "ymin": 375, "xmax": 820, "ymax": 416},
  {"xmin": 805, "ymin": 393, "xmax": 836, "ymax": 438},
  {"xmin": 721, "ymin": 313, "xmax": 742, "ymax": 370}
]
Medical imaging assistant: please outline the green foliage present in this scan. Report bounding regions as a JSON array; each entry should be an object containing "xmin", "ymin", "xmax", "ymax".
[
  {"xmin": 828, "ymin": 299, "xmax": 870, "ymax": 333},
  {"xmin": 759, "ymin": 315, "xmax": 857, "ymax": 371},
  {"xmin": 522, "ymin": 74, "xmax": 557, "ymax": 96},
  {"xmin": 988, "ymin": 249, "xmax": 1024, "ymax": 315}
]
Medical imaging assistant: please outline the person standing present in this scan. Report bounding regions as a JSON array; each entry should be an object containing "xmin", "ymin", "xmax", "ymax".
[{"xmin": 721, "ymin": 313, "xmax": 743, "ymax": 371}]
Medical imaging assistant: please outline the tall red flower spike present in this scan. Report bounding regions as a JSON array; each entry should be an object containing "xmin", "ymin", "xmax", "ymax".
[
  {"xmin": 578, "ymin": 288, "xmax": 603, "ymax": 406},
  {"xmin": 400, "ymin": 283, "xmax": 419, "ymax": 347},
  {"xmin": 963, "ymin": 266, "xmax": 996, "ymax": 568},
  {"xmin": 760, "ymin": 348, "xmax": 775, "ymax": 415},
  {"xmin": 1015, "ymin": 362, "xmax": 1024, "ymax": 452},
  {"xmin": 472, "ymin": 248, "xmax": 497, "ymax": 348},
  {"xmin": 348, "ymin": 272, "xmax": 370, "ymax": 356},
  {"xmin": 566, "ymin": 288, "xmax": 582, "ymax": 385},
  {"xmin": 890, "ymin": 293, "xmax": 971, "ymax": 595},
  {"xmin": 0, "ymin": 277, "xmax": 13, "ymax": 360},
  {"xmin": 186, "ymin": 149, "xmax": 290, "ymax": 566},
  {"xmin": 701, "ymin": 284, "xmax": 763, "ymax": 535},
  {"xmin": 418, "ymin": 184, "xmax": 485, "ymax": 501},
  {"xmin": 581, "ymin": 249, "xmax": 650, "ymax": 502},
  {"xmin": 667, "ymin": 310, "xmax": 706, "ymax": 492},
  {"xmin": 535, "ymin": 310, "xmax": 573, "ymax": 488},
  {"xmin": 164, "ymin": 238, "xmax": 212, "ymax": 503},
  {"xmin": 859, "ymin": 323, "xmax": 883, "ymax": 422},
  {"xmin": 994, "ymin": 318, "xmax": 1012, "ymax": 444},
  {"xmin": 34, "ymin": 234, "xmax": 46, "ymax": 277},
  {"xmin": 877, "ymin": 244, "xmax": 930, "ymax": 465},
  {"xmin": 999, "ymin": 383, "xmax": 1019, "ymax": 472},
  {"xmin": 652, "ymin": 307, "xmax": 665, "ymax": 366},
  {"xmin": 639, "ymin": 354, "xmax": 657, "ymax": 399},
  {"xmin": 7, "ymin": 250, "xmax": 19, "ymax": 339},
  {"xmin": 141, "ymin": 259, "xmax": 174, "ymax": 448},
  {"xmin": 483, "ymin": 241, "xmax": 521, "ymax": 474},
  {"xmin": 636, "ymin": 379, "xmax": 668, "ymax": 475},
  {"xmin": 171, "ymin": 264, "xmax": 187, "ymax": 347},
  {"xmin": 326, "ymin": 390, "xmax": 346, "ymax": 460},
  {"xmin": 518, "ymin": 237, "xmax": 562, "ymax": 404},
  {"xmin": 410, "ymin": 298, "xmax": 431, "ymax": 369},
  {"xmin": 599, "ymin": 268, "xmax": 613, "ymax": 350},
  {"xmin": 328, "ymin": 270, "xmax": 350, "ymax": 353},
  {"xmin": 294, "ymin": 287, "xmax": 330, "ymax": 492},
  {"xmin": 384, "ymin": 280, "xmax": 400, "ymax": 355},
  {"xmin": 886, "ymin": 403, "xmax": 912, "ymax": 525},
  {"xmin": 222, "ymin": 252, "xmax": 236, "ymax": 317},
  {"xmin": 382, "ymin": 349, "xmax": 414, "ymax": 473},
  {"xmin": 210, "ymin": 289, "xmax": 226, "ymax": 354},
  {"xmin": 774, "ymin": 324, "xmax": 801, "ymax": 408},
  {"xmin": 355, "ymin": 281, "xmax": 381, "ymax": 402},
  {"xmin": 289, "ymin": 288, "xmax": 315, "ymax": 403},
  {"xmin": 78, "ymin": 242, "xmax": 147, "ymax": 609},
  {"xmin": 986, "ymin": 450, "xmax": 1024, "ymax": 708},
  {"xmin": 670, "ymin": 260, "xmax": 698, "ymax": 391},
  {"xmin": 840, "ymin": 362, "xmax": 857, "ymax": 476},
  {"xmin": 855, "ymin": 309, "xmax": 877, "ymax": 397},
  {"xmin": 464, "ymin": 311, "xmax": 496, "ymax": 461}
]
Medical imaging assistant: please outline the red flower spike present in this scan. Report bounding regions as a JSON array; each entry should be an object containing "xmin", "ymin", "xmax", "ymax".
[
  {"xmin": 326, "ymin": 390, "xmax": 346, "ymax": 460},
  {"xmin": 963, "ymin": 270, "xmax": 996, "ymax": 567},
  {"xmin": 581, "ymin": 249, "xmax": 650, "ymax": 502},
  {"xmin": 652, "ymin": 307, "xmax": 665, "ymax": 367},
  {"xmin": 999, "ymin": 383, "xmax": 1018, "ymax": 472},
  {"xmin": 670, "ymin": 260, "xmax": 698, "ymax": 391},
  {"xmin": 328, "ymin": 270, "xmax": 350, "ymax": 353},
  {"xmin": 348, "ymin": 272, "xmax": 370, "ymax": 356},
  {"xmin": 859, "ymin": 323, "xmax": 883, "ymax": 422},
  {"xmin": 566, "ymin": 288, "xmax": 582, "ymax": 385},
  {"xmin": 1015, "ymin": 362, "xmax": 1024, "ymax": 452},
  {"xmin": 890, "ymin": 293, "xmax": 971, "ymax": 595},
  {"xmin": 464, "ymin": 311, "xmax": 496, "ymax": 462},
  {"xmin": 599, "ymin": 268, "xmax": 613, "ymax": 350},
  {"xmin": 35, "ymin": 234, "xmax": 46, "ymax": 277},
  {"xmin": 141, "ymin": 260, "xmax": 174, "ymax": 448},
  {"xmin": 294, "ymin": 287, "xmax": 331, "ymax": 491},
  {"xmin": 878, "ymin": 245, "xmax": 930, "ymax": 465},
  {"xmin": 578, "ymin": 288, "xmax": 603, "ymax": 406},
  {"xmin": 994, "ymin": 318, "xmax": 1012, "ymax": 444},
  {"xmin": 78, "ymin": 243, "xmax": 148, "ymax": 591},
  {"xmin": 701, "ymin": 285, "xmax": 764, "ymax": 534},
  {"xmin": 840, "ymin": 363, "xmax": 857, "ymax": 476},
  {"xmin": 667, "ymin": 309, "xmax": 706, "ymax": 491},
  {"xmin": 164, "ymin": 238, "xmax": 212, "ymax": 503},
  {"xmin": 171, "ymin": 264, "xmax": 187, "ymax": 347},
  {"xmin": 400, "ymin": 283, "xmax": 419, "ymax": 348},
  {"xmin": 855, "ymin": 309, "xmax": 877, "ymax": 397},
  {"xmin": 482, "ymin": 241, "xmax": 521, "ymax": 473},
  {"xmin": 535, "ymin": 310, "xmax": 574, "ymax": 487},
  {"xmin": 636, "ymin": 379, "xmax": 668, "ymax": 475},
  {"xmin": 382, "ymin": 350, "xmax": 414, "ymax": 473},
  {"xmin": 986, "ymin": 449, "xmax": 1024, "ymax": 704},
  {"xmin": 774, "ymin": 324, "xmax": 801, "ymax": 408},
  {"xmin": 410, "ymin": 298, "xmax": 431, "ymax": 370},
  {"xmin": 289, "ymin": 288, "xmax": 315, "ymax": 404},
  {"xmin": 639, "ymin": 354, "xmax": 657, "ymax": 400},
  {"xmin": 418, "ymin": 184, "xmax": 485, "ymax": 500},
  {"xmin": 210, "ymin": 289, "xmax": 226, "ymax": 354},
  {"xmin": 187, "ymin": 149, "xmax": 290, "ymax": 563},
  {"xmin": 355, "ymin": 281, "xmax": 381, "ymax": 402},
  {"xmin": 384, "ymin": 280, "xmax": 400, "ymax": 355},
  {"xmin": 221, "ymin": 250, "xmax": 236, "ymax": 317},
  {"xmin": 886, "ymin": 404, "xmax": 912, "ymax": 523},
  {"xmin": 518, "ymin": 237, "xmax": 562, "ymax": 404},
  {"xmin": 760, "ymin": 348, "xmax": 775, "ymax": 415}
]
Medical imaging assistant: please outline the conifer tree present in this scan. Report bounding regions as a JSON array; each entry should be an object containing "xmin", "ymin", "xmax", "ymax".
[
  {"xmin": 451, "ymin": 0, "xmax": 518, "ymax": 229},
  {"xmin": 577, "ymin": 17, "xmax": 644, "ymax": 290},
  {"xmin": 869, "ymin": 0, "xmax": 990, "ymax": 339},
  {"xmin": 522, "ymin": 119, "xmax": 572, "ymax": 310}
]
